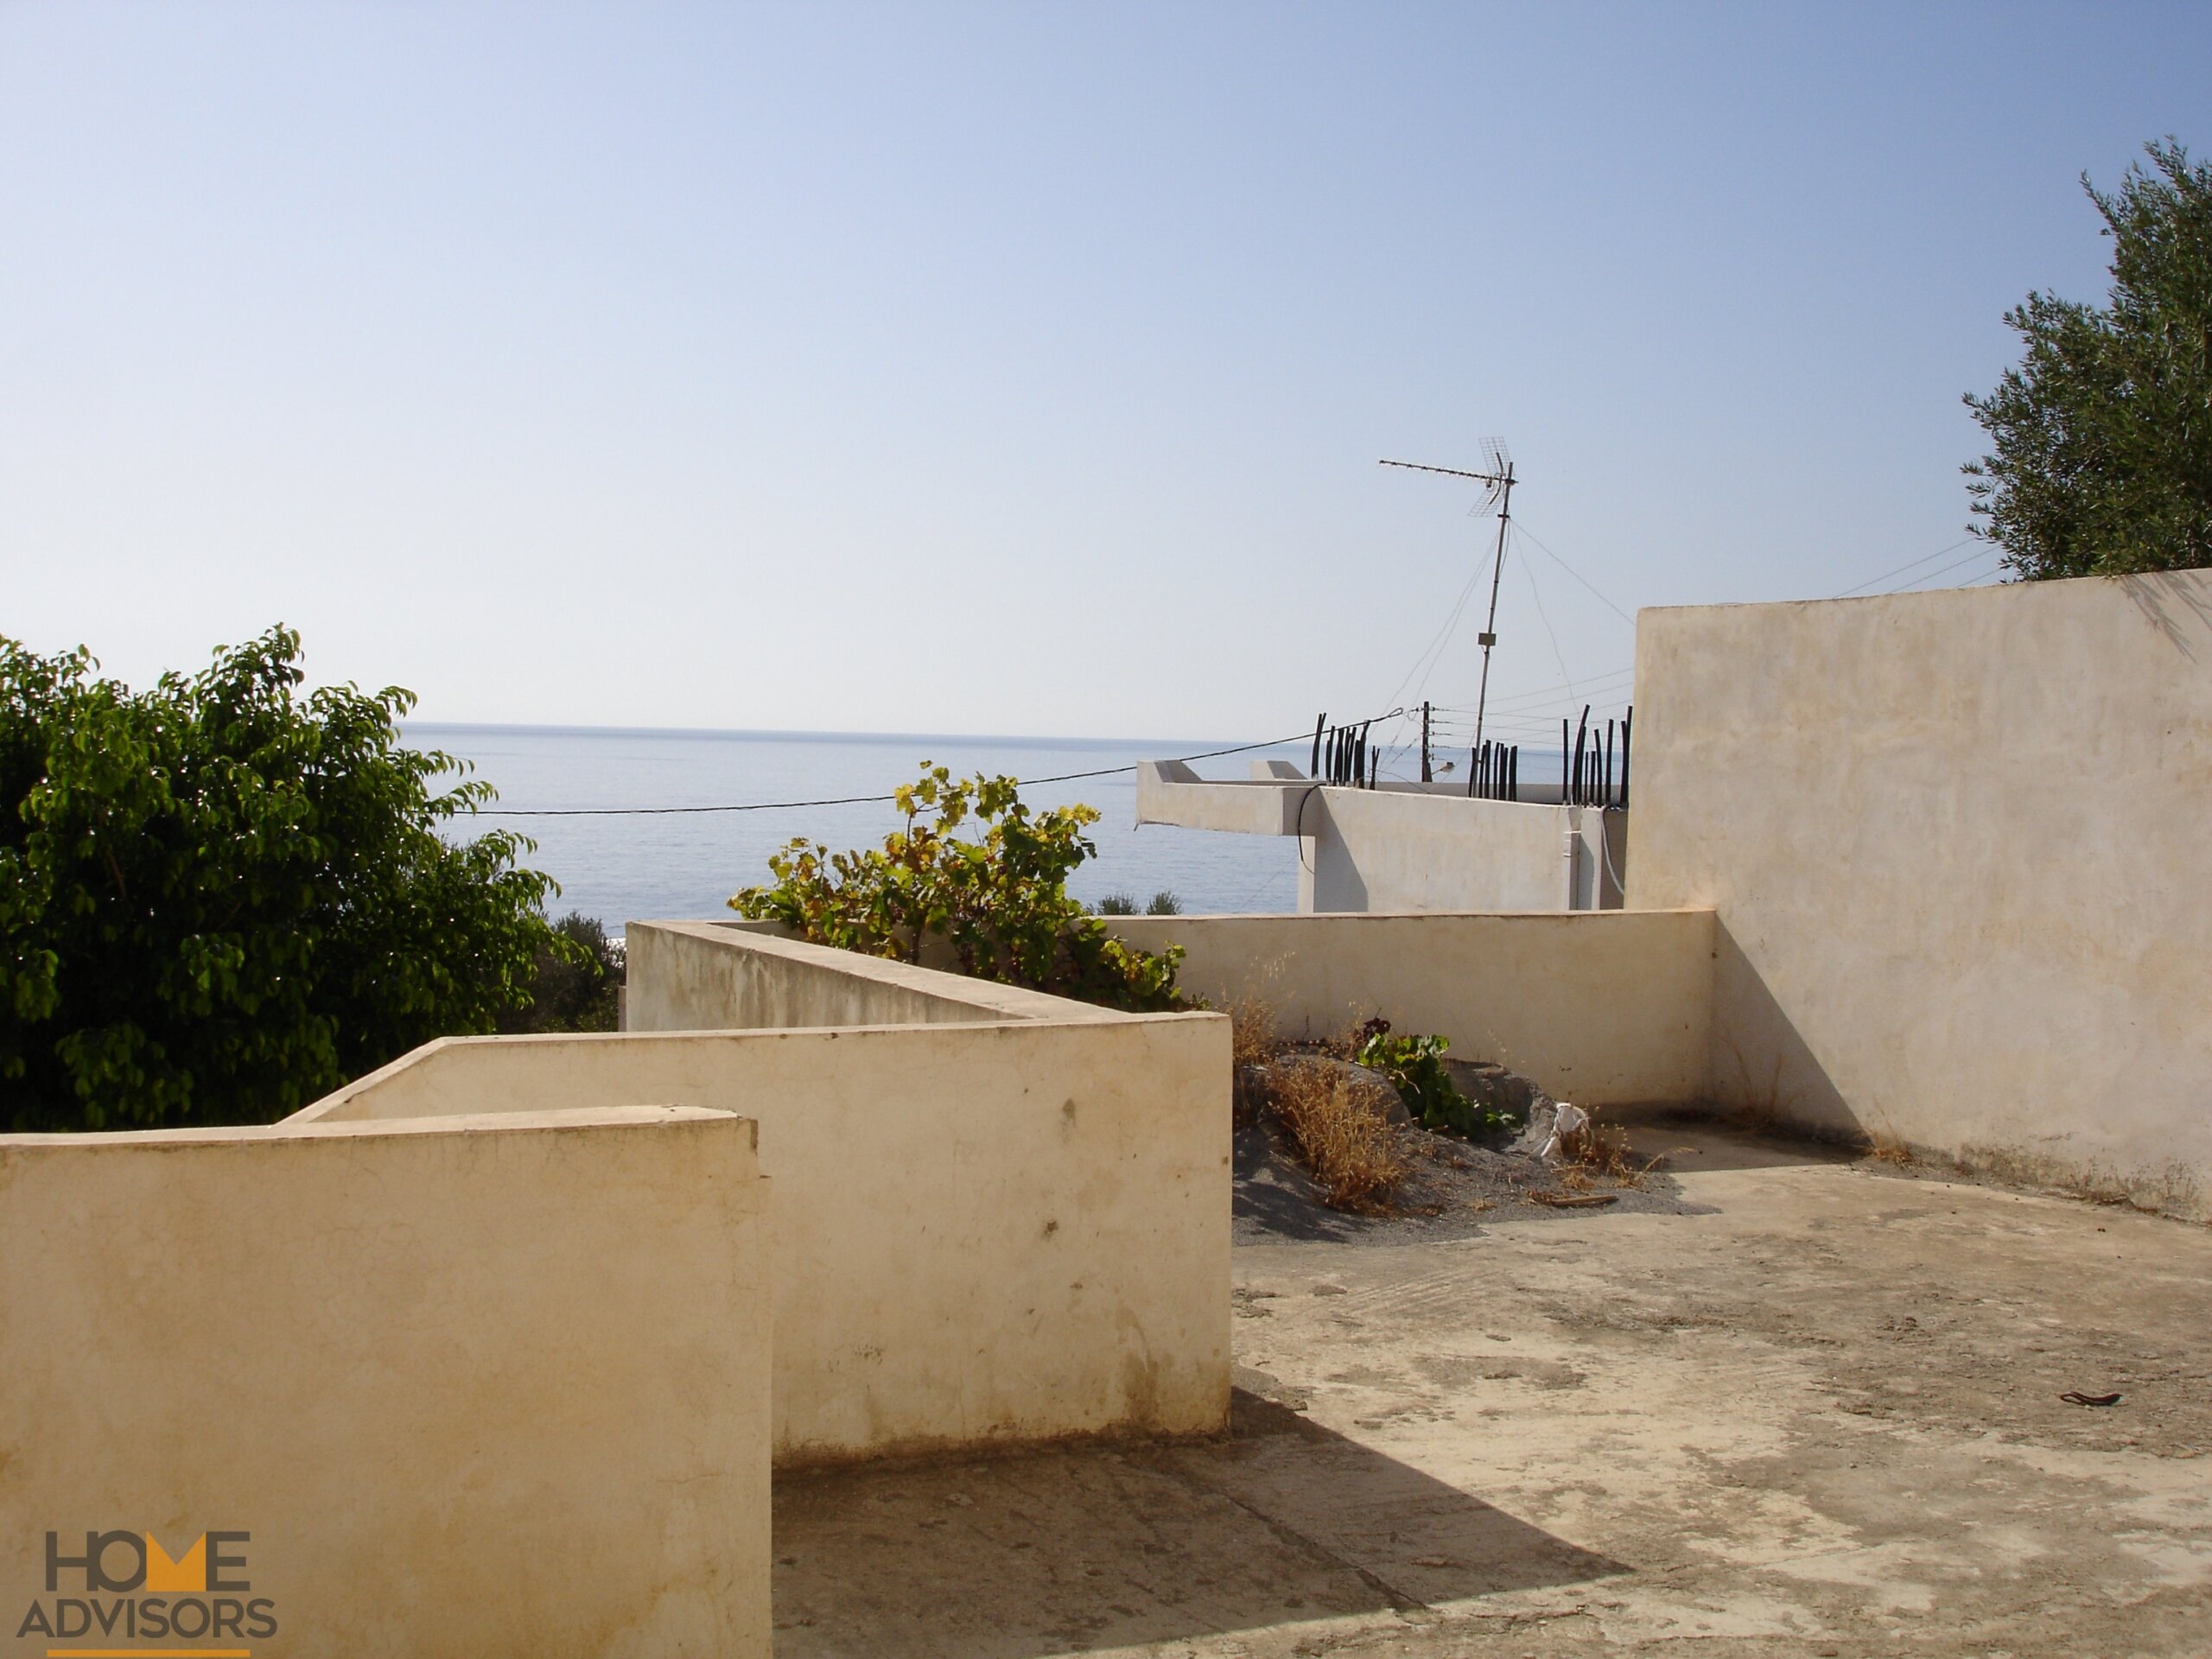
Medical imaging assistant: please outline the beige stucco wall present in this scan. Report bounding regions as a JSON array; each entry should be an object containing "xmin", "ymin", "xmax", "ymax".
[
  {"xmin": 1300, "ymin": 791, "xmax": 1627, "ymax": 912},
  {"xmin": 1103, "ymin": 910, "xmax": 1713, "ymax": 1106},
  {"xmin": 1630, "ymin": 569, "xmax": 2212, "ymax": 1217},
  {"xmin": 0, "ymin": 1107, "xmax": 771, "ymax": 1657},
  {"xmin": 625, "ymin": 919, "xmax": 1108, "ymax": 1031},
  {"xmin": 1136, "ymin": 765, "xmax": 1625, "ymax": 912},
  {"xmin": 299, "ymin": 1016, "xmax": 1231, "ymax": 1465}
]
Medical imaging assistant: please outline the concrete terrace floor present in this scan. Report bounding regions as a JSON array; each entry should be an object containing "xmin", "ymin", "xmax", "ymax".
[{"xmin": 772, "ymin": 1129, "xmax": 2212, "ymax": 1657}]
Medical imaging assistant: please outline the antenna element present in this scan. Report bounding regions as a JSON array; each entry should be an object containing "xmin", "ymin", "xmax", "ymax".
[{"xmin": 1379, "ymin": 443, "xmax": 1517, "ymax": 768}]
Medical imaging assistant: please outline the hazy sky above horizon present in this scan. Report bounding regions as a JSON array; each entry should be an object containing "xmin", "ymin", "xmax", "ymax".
[{"xmin": 5, "ymin": 3, "xmax": 2208, "ymax": 741}]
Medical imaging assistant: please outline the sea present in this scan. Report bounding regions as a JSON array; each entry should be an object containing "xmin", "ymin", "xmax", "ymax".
[{"xmin": 406, "ymin": 725, "xmax": 1313, "ymax": 935}]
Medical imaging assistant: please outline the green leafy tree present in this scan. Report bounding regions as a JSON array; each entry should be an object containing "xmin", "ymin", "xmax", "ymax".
[
  {"xmin": 1, "ymin": 628, "xmax": 566, "ymax": 1131},
  {"xmin": 499, "ymin": 912, "xmax": 624, "ymax": 1034},
  {"xmin": 1965, "ymin": 139, "xmax": 2212, "ymax": 578},
  {"xmin": 732, "ymin": 764, "xmax": 1185, "ymax": 1012}
]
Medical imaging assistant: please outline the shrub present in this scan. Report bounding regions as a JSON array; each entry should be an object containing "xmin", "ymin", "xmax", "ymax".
[
  {"xmin": 1095, "ymin": 893, "xmax": 1139, "ymax": 915},
  {"xmin": 1353, "ymin": 1017, "xmax": 1515, "ymax": 1137},
  {"xmin": 1146, "ymin": 889, "xmax": 1183, "ymax": 915},
  {"xmin": 0, "ymin": 628, "xmax": 564, "ymax": 1131},
  {"xmin": 499, "ymin": 912, "xmax": 623, "ymax": 1033},
  {"xmin": 731, "ymin": 764, "xmax": 1185, "ymax": 1012}
]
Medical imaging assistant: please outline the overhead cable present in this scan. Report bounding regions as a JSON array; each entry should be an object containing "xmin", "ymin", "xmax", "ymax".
[
  {"xmin": 1510, "ymin": 520, "xmax": 1637, "ymax": 625},
  {"xmin": 1886, "ymin": 545, "xmax": 2008, "ymax": 594},
  {"xmin": 470, "ymin": 713, "xmax": 1404, "ymax": 817},
  {"xmin": 1832, "ymin": 537, "xmax": 1977, "ymax": 599}
]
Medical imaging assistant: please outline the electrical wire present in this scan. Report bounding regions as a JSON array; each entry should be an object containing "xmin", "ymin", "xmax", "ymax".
[
  {"xmin": 1510, "ymin": 520, "xmax": 1637, "ymax": 626},
  {"xmin": 1832, "ymin": 537, "xmax": 1977, "ymax": 598},
  {"xmin": 472, "ymin": 713, "xmax": 1405, "ymax": 817},
  {"xmin": 1516, "ymin": 532, "xmax": 1579, "ymax": 709},
  {"xmin": 1376, "ymin": 518, "xmax": 1637, "ymax": 750},
  {"xmin": 1382, "ymin": 563, "xmax": 1489, "ymax": 714},
  {"xmin": 1596, "ymin": 810, "xmax": 1628, "ymax": 900},
  {"xmin": 1887, "ymin": 544, "xmax": 2008, "ymax": 594},
  {"xmin": 1431, "ymin": 664, "xmax": 1635, "ymax": 715}
]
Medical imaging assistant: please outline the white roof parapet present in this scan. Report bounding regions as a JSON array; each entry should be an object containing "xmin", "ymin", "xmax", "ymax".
[
  {"xmin": 1137, "ymin": 758, "xmax": 1584, "ymax": 836},
  {"xmin": 1135, "ymin": 760, "xmax": 1313, "ymax": 836}
]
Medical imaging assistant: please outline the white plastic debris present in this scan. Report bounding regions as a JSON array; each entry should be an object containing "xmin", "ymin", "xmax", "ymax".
[{"xmin": 1538, "ymin": 1102, "xmax": 1588, "ymax": 1162}]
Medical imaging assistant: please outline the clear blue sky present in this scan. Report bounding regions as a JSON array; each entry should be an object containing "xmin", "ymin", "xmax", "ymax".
[{"xmin": 3, "ymin": 3, "xmax": 2206, "ymax": 741}]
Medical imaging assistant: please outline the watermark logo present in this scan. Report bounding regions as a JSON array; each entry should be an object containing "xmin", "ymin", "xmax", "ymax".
[{"xmin": 15, "ymin": 1529, "xmax": 276, "ymax": 1651}]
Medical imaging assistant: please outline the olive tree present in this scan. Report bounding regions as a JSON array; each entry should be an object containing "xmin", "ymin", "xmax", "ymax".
[{"xmin": 1965, "ymin": 140, "xmax": 2212, "ymax": 578}]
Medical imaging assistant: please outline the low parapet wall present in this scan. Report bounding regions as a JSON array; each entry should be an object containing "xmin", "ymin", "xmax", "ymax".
[
  {"xmin": 1103, "ymin": 909, "xmax": 1716, "ymax": 1108},
  {"xmin": 625, "ymin": 918, "xmax": 1120, "ymax": 1030},
  {"xmin": 302, "ymin": 925, "xmax": 1234, "ymax": 1466},
  {"xmin": 1302, "ymin": 791, "xmax": 1628, "ymax": 912},
  {"xmin": 1137, "ymin": 763, "xmax": 1628, "ymax": 912},
  {"xmin": 0, "ymin": 1106, "xmax": 772, "ymax": 1657}
]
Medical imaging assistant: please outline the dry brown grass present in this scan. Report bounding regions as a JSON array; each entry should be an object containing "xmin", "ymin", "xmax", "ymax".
[
  {"xmin": 1554, "ymin": 1107, "xmax": 1665, "ymax": 1189},
  {"xmin": 1866, "ymin": 1122, "xmax": 1915, "ymax": 1166},
  {"xmin": 1226, "ymin": 994, "xmax": 1280, "ymax": 1126},
  {"xmin": 1226, "ymin": 993, "xmax": 1278, "ymax": 1071},
  {"xmin": 1268, "ymin": 1058, "xmax": 1407, "ymax": 1211}
]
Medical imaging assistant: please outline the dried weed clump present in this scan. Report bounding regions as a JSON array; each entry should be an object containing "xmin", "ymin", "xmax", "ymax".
[
  {"xmin": 1226, "ymin": 991, "xmax": 1409, "ymax": 1211},
  {"xmin": 1866, "ymin": 1123, "xmax": 1915, "ymax": 1166},
  {"xmin": 1268, "ymin": 1058, "xmax": 1407, "ymax": 1211},
  {"xmin": 1227, "ymin": 993, "xmax": 1278, "ymax": 1071},
  {"xmin": 1226, "ymin": 993, "xmax": 1279, "ymax": 1126},
  {"xmin": 1555, "ymin": 1107, "xmax": 1663, "ymax": 1189}
]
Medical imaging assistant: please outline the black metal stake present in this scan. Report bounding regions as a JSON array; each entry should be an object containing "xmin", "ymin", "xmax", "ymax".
[
  {"xmin": 1572, "ymin": 707, "xmax": 1590, "ymax": 808},
  {"xmin": 1620, "ymin": 706, "xmax": 1632, "ymax": 809}
]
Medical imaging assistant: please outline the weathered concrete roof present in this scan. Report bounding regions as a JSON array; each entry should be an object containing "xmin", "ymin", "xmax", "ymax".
[{"xmin": 772, "ymin": 1125, "xmax": 2212, "ymax": 1655}]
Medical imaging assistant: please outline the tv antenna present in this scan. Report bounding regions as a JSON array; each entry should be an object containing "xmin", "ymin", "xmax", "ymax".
[{"xmin": 1379, "ymin": 439, "xmax": 1516, "ymax": 754}]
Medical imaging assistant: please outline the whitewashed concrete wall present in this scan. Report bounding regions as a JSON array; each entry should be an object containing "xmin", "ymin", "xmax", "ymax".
[
  {"xmin": 1300, "ymin": 788, "xmax": 1627, "ymax": 912},
  {"xmin": 302, "ymin": 939, "xmax": 1232, "ymax": 1465},
  {"xmin": 1630, "ymin": 569, "xmax": 2212, "ymax": 1217},
  {"xmin": 1136, "ymin": 762, "xmax": 1624, "ymax": 913},
  {"xmin": 0, "ymin": 1107, "xmax": 772, "ymax": 1657},
  {"xmin": 1103, "ymin": 910, "xmax": 1713, "ymax": 1107}
]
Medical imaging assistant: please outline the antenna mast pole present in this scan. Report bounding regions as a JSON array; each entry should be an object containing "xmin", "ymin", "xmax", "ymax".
[
  {"xmin": 1378, "ymin": 447, "xmax": 1516, "ymax": 752},
  {"xmin": 1471, "ymin": 459, "xmax": 1513, "ymax": 753}
]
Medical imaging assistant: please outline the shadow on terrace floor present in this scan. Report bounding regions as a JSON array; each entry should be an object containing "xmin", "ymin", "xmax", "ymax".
[
  {"xmin": 1613, "ymin": 1114, "xmax": 1862, "ymax": 1175},
  {"xmin": 771, "ymin": 1391, "xmax": 1624, "ymax": 1656}
]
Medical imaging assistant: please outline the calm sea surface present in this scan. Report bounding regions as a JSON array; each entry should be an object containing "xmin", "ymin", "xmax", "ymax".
[{"xmin": 408, "ymin": 725, "xmax": 1309, "ymax": 934}]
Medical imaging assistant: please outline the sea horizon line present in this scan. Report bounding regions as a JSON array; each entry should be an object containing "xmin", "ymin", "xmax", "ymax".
[{"xmin": 403, "ymin": 720, "xmax": 1287, "ymax": 753}]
